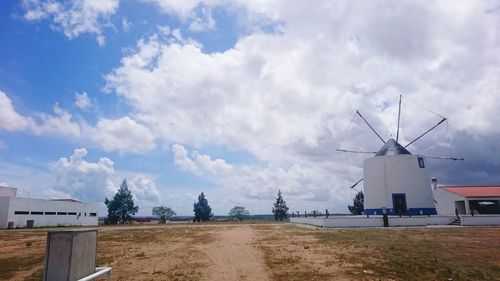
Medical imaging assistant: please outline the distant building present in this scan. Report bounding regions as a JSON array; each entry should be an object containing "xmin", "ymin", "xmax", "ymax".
[
  {"xmin": 0, "ymin": 186, "xmax": 98, "ymax": 229},
  {"xmin": 434, "ymin": 184, "xmax": 500, "ymax": 215}
]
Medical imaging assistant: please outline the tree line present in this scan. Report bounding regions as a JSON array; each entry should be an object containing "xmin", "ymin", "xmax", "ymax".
[{"xmin": 104, "ymin": 179, "xmax": 293, "ymax": 224}]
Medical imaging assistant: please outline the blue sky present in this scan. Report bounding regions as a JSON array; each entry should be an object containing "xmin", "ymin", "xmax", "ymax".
[{"xmin": 1, "ymin": 1, "xmax": 500, "ymax": 216}]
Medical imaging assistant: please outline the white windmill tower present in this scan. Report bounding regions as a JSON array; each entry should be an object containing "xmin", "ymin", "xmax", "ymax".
[{"xmin": 338, "ymin": 96, "xmax": 463, "ymax": 216}]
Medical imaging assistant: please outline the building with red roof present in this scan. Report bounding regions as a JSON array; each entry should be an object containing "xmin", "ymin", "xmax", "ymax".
[{"xmin": 433, "ymin": 182, "xmax": 500, "ymax": 215}]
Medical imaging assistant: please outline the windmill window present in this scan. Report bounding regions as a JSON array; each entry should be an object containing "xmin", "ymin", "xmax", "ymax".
[{"xmin": 418, "ymin": 157, "xmax": 425, "ymax": 168}]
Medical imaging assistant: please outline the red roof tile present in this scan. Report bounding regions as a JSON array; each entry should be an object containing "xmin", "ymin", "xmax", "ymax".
[{"xmin": 441, "ymin": 185, "xmax": 500, "ymax": 198}]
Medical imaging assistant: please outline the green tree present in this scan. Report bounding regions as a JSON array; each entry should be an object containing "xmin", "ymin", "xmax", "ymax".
[
  {"xmin": 152, "ymin": 206, "xmax": 176, "ymax": 223},
  {"xmin": 193, "ymin": 192, "xmax": 212, "ymax": 222},
  {"xmin": 104, "ymin": 179, "xmax": 139, "ymax": 224},
  {"xmin": 348, "ymin": 191, "xmax": 364, "ymax": 215},
  {"xmin": 228, "ymin": 206, "xmax": 250, "ymax": 221},
  {"xmin": 272, "ymin": 190, "xmax": 289, "ymax": 221}
]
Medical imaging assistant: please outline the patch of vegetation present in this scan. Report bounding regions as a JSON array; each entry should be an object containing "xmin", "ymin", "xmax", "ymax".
[
  {"xmin": 307, "ymin": 227, "xmax": 500, "ymax": 281},
  {"xmin": 0, "ymin": 255, "xmax": 44, "ymax": 279}
]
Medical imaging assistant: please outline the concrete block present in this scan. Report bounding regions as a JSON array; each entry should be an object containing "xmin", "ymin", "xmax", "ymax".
[{"xmin": 43, "ymin": 229, "xmax": 97, "ymax": 281}]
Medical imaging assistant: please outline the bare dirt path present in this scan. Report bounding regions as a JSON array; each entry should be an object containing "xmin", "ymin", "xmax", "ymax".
[{"xmin": 198, "ymin": 225, "xmax": 271, "ymax": 281}]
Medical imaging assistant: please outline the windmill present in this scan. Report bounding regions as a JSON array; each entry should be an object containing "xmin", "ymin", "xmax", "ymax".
[{"xmin": 338, "ymin": 95, "xmax": 463, "ymax": 216}]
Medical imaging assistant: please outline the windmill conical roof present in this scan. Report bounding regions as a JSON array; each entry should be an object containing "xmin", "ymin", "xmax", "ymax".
[{"xmin": 375, "ymin": 138, "xmax": 411, "ymax": 156}]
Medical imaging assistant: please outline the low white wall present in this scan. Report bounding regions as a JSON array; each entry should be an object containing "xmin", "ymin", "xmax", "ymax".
[
  {"xmin": 389, "ymin": 216, "xmax": 455, "ymax": 226},
  {"xmin": 461, "ymin": 215, "xmax": 500, "ymax": 226},
  {"xmin": 291, "ymin": 215, "xmax": 456, "ymax": 228},
  {"xmin": 324, "ymin": 216, "xmax": 383, "ymax": 227},
  {"xmin": 291, "ymin": 217, "xmax": 326, "ymax": 227}
]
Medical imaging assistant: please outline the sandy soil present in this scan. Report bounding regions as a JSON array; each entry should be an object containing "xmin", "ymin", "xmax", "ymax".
[
  {"xmin": 1, "ymin": 224, "xmax": 499, "ymax": 280},
  {"xmin": 199, "ymin": 225, "xmax": 270, "ymax": 281}
]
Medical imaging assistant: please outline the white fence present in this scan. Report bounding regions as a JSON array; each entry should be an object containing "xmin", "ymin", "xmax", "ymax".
[
  {"xmin": 77, "ymin": 267, "xmax": 112, "ymax": 281},
  {"xmin": 461, "ymin": 215, "xmax": 500, "ymax": 226},
  {"xmin": 290, "ymin": 215, "xmax": 457, "ymax": 228}
]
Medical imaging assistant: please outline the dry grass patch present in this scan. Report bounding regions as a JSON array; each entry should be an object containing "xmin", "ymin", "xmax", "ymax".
[
  {"xmin": 0, "ymin": 230, "xmax": 46, "ymax": 280},
  {"xmin": 1, "ymin": 223, "xmax": 499, "ymax": 281},
  {"xmin": 300, "ymin": 227, "xmax": 500, "ymax": 281},
  {"xmin": 257, "ymin": 225, "xmax": 500, "ymax": 281},
  {"xmin": 257, "ymin": 224, "xmax": 352, "ymax": 281},
  {"xmin": 97, "ymin": 226, "xmax": 215, "ymax": 281}
]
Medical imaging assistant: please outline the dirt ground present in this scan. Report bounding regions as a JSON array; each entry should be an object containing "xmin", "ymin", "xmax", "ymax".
[{"xmin": 1, "ymin": 223, "xmax": 499, "ymax": 281}]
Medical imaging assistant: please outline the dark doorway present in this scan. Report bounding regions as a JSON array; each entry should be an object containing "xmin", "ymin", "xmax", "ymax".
[
  {"xmin": 392, "ymin": 193, "xmax": 407, "ymax": 215},
  {"xmin": 26, "ymin": 220, "xmax": 34, "ymax": 228}
]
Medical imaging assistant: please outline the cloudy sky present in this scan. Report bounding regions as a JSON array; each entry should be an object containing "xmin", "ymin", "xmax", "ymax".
[{"xmin": 1, "ymin": 1, "xmax": 499, "ymax": 216}]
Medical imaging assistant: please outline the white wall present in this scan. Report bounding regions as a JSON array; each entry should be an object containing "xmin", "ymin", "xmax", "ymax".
[
  {"xmin": 323, "ymin": 216, "xmax": 383, "ymax": 227},
  {"xmin": 364, "ymin": 155, "xmax": 435, "ymax": 212},
  {"xmin": 0, "ymin": 186, "xmax": 17, "ymax": 197},
  {"xmin": 3, "ymin": 197, "xmax": 98, "ymax": 229},
  {"xmin": 433, "ymin": 188, "xmax": 465, "ymax": 215},
  {"xmin": 0, "ymin": 197, "xmax": 11, "ymax": 229},
  {"xmin": 461, "ymin": 215, "xmax": 500, "ymax": 226},
  {"xmin": 291, "ymin": 216, "xmax": 456, "ymax": 228}
]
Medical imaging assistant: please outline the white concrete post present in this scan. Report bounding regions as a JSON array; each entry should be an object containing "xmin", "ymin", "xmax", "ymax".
[
  {"xmin": 43, "ymin": 229, "xmax": 98, "ymax": 281},
  {"xmin": 465, "ymin": 199, "xmax": 471, "ymax": 215}
]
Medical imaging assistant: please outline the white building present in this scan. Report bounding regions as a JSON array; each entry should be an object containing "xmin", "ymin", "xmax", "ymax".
[
  {"xmin": 364, "ymin": 139, "xmax": 437, "ymax": 215},
  {"xmin": 0, "ymin": 186, "xmax": 98, "ymax": 229},
  {"xmin": 433, "ymin": 184, "xmax": 500, "ymax": 215}
]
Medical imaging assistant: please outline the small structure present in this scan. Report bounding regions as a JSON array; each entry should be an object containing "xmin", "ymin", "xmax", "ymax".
[
  {"xmin": 44, "ymin": 229, "xmax": 112, "ymax": 281},
  {"xmin": 434, "ymin": 184, "xmax": 500, "ymax": 215},
  {"xmin": 0, "ymin": 186, "xmax": 98, "ymax": 229}
]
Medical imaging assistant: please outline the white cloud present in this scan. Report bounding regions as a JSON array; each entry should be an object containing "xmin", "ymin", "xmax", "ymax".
[
  {"xmin": 31, "ymin": 104, "xmax": 82, "ymax": 138},
  {"xmin": 188, "ymin": 5, "xmax": 215, "ymax": 31},
  {"xmin": 147, "ymin": 0, "xmax": 209, "ymax": 18},
  {"xmin": 0, "ymin": 92, "xmax": 81, "ymax": 139},
  {"xmin": 74, "ymin": 91, "xmax": 92, "ymax": 110},
  {"xmin": 22, "ymin": 0, "xmax": 120, "ymax": 45},
  {"xmin": 0, "ymin": 90, "xmax": 156, "ymax": 154},
  {"xmin": 104, "ymin": 1, "xmax": 500, "ymax": 209},
  {"xmin": 172, "ymin": 144, "xmax": 201, "ymax": 175},
  {"xmin": 0, "ymin": 90, "xmax": 31, "ymax": 131},
  {"xmin": 172, "ymin": 144, "xmax": 340, "ymax": 202},
  {"xmin": 52, "ymin": 147, "xmax": 115, "ymax": 202},
  {"xmin": 0, "ymin": 148, "xmax": 164, "ymax": 214},
  {"xmin": 148, "ymin": 0, "xmax": 222, "ymax": 32},
  {"xmin": 121, "ymin": 17, "xmax": 131, "ymax": 32},
  {"xmin": 91, "ymin": 116, "xmax": 156, "ymax": 153},
  {"xmin": 128, "ymin": 175, "xmax": 162, "ymax": 203}
]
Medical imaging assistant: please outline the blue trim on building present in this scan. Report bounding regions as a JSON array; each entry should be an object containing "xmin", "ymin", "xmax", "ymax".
[{"xmin": 364, "ymin": 208, "xmax": 437, "ymax": 216}]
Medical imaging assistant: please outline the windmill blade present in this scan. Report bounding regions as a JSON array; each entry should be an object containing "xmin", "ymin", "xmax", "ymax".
[
  {"xmin": 356, "ymin": 110, "xmax": 386, "ymax": 144},
  {"xmin": 422, "ymin": 155, "xmax": 464, "ymax": 161},
  {"xmin": 404, "ymin": 117, "xmax": 446, "ymax": 148},
  {"xmin": 396, "ymin": 94, "xmax": 402, "ymax": 142},
  {"xmin": 350, "ymin": 178, "xmax": 364, "ymax": 189},
  {"xmin": 336, "ymin": 149, "xmax": 376, "ymax": 154}
]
